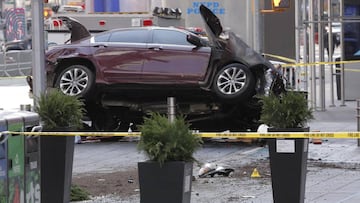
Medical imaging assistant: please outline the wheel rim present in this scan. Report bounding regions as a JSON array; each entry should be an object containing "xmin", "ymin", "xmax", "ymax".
[
  {"xmin": 217, "ymin": 66, "xmax": 246, "ymax": 95},
  {"xmin": 59, "ymin": 67, "xmax": 89, "ymax": 96}
]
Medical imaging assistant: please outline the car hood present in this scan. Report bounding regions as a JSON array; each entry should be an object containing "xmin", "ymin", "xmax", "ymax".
[
  {"xmin": 57, "ymin": 16, "xmax": 91, "ymax": 43},
  {"xmin": 199, "ymin": 5, "xmax": 275, "ymax": 69},
  {"xmin": 199, "ymin": 5, "xmax": 222, "ymax": 45},
  {"xmin": 224, "ymin": 32, "xmax": 275, "ymax": 68}
]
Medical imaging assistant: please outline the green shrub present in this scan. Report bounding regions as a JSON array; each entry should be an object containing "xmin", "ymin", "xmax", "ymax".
[
  {"xmin": 137, "ymin": 112, "xmax": 203, "ymax": 166},
  {"xmin": 71, "ymin": 184, "xmax": 90, "ymax": 201},
  {"xmin": 259, "ymin": 91, "xmax": 313, "ymax": 128}
]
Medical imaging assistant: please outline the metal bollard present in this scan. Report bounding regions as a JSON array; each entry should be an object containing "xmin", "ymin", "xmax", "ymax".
[{"xmin": 167, "ymin": 97, "xmax": 176, "ymax": 123}]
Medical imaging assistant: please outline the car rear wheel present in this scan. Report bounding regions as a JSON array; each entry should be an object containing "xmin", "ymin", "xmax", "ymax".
[
  {"xmin": 55, "ymin": 65, "xmax": 94, "ymax": 98},
  {"xmin": 212, "ymin": 63, "xmax": 255, "ymax": 100}
]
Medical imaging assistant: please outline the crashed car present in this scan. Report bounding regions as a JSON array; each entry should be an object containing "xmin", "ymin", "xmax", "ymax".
[{"xmin": 41, "ymin": 5, "xmax": 284, "ymax": 131}]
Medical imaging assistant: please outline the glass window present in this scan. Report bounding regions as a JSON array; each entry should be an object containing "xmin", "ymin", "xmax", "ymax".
[
  {"xmin": 152, "ymin": 29, "xmax": 192, "ymax": 46},
  {"xmin": 0, "ymin": 145, "xmax": 4, "ymax": 159},
  {"xmin": 344, "ymin": 4, "xmax": 360, "ymax": 59},
  {"xmin": 94, "ymin": 33, "xmax": 111, "ymax": 42},
  {"xmin": 108, "ymin": 29, "xmax": 148, "ymax": 43}
]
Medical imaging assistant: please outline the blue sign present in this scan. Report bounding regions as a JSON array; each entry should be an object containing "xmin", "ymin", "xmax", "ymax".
[{"xmin": 187, "ymin": 2, "xmax": 225, "ymax": 15}]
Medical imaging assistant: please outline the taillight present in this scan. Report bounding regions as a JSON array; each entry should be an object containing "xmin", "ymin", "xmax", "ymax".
[{"xmin": 142, "ymin": 19, "xmax": 153, "ymax": 26}]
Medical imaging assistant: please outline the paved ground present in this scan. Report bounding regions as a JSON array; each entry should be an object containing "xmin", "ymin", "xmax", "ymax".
[
  {"xmin": 70, "ymin": 96, "xmax": 360, "ymax": 203},
  {"xmin": 2, "ymin": 78, "xmax": 360, "ymax": 203}
]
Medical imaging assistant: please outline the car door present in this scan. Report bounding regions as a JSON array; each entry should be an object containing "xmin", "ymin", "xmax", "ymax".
[
  {"xmin": 142, "ymin": 28, "xmax": 211, "ymax": 85},
  {"xmin": 92, "ymin": 29, "xmax": 149, "ymax": 83}
]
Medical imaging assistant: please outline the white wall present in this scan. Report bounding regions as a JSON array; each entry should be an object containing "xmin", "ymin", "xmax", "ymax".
[
  {"xmin": 120, "ymin": 0, "xmax": 150, "ymax": 12},
  {"xmin": 162, "ymin": 0, "xmax": 253, "ymax": 45}
]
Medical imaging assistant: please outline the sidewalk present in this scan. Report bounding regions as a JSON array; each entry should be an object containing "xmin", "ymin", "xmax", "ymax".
[
  {"xmin": 304, "ymin": 101, "xmax": 360, "ymax": 202},
  {"xmin": 1, "ymin": 78, "xmax": 360, "ymax": 203},
  {"xmin": 76, "ymin": 101, "xmax": 360, "ymax": 203},
  {"xmin": 232, "ymin": 100, "xmax": 360, "ymax": 203},
  {"xmin": 188, "ymin": 101, "xmax": 360, "ymax": 203}
]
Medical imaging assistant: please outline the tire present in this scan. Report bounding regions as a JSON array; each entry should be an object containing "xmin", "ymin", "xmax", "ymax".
[
  {"xmin": 212, "ymin": 63, "xmax": 255, "ymax": 101},
  {"xmin": 55, "ymin": 64, "xmax": 94, "ymax": 98}
]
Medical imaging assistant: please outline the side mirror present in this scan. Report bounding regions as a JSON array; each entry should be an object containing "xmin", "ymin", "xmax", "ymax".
[{"xmin": 187, "ymin": 34, "xmax": 203, "ymax": 47}]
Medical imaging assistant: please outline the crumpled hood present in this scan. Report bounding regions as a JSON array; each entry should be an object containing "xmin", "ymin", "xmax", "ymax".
[
  {"xmin": 225, "ymin": 31, "xmax": 275, "ymax": 68},
  {"xmin": 199, "ymin": 4, "xmax": 275, "ymax": 70},
  {"xmin": 199, "ymin": 5, "xmax": 222, "ymax": 47}
]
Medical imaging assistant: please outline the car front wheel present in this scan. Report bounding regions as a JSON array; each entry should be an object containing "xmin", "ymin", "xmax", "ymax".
[
  {"xmin": 55, "ymin": 64, "xmax": 94, "ymax": 98},
  {"xmin": 212, "ymin": 63, "xmax": 255, "ymax": 100}
]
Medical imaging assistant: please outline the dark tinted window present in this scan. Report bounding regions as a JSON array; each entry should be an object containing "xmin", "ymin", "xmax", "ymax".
[
  {"xmin": 344, "ymin": 4, "xmax": 360, "ymax": 60},
  {"xmin": 94, "ymin": 33, "xmax": 111, "ymax": 42},
  {"xmin": 109, "ymin": 30, "xmax": 148, "ymax": 43},
  {"xmin": 153, "ymin": 29, "xmax": 192, "ymax": 46},
  {"xmin": 0, "ymin": 144, "xmax": 4, "ymax": 159}
]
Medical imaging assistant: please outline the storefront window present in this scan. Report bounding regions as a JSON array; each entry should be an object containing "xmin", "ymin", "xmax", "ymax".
[{"xmin": 344, "ymin": 4, "xmax": 360, "ymax": 60}]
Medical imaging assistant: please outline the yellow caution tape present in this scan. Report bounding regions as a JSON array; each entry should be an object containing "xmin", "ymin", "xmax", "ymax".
[
  {"xmin": 2, "ymin": 131, "xmax": 360, "ymax": 139},
  {"xmin": 0, "ymin": 131, "xmax": 141, "ymax": 137},
  {"xmin": 0, "ymin": 76, "xmax": 27, "ymax": 79},
  {"xmin": 281, "ymin": 60, "xmax": 360, "ymax": 68},
  {"xmin": 263, "ymin": 53, "xmax": 360, "ymax": 68},
  {"xmin": 197, "ymin": 132, "xmax": 360, "ymax": 139},
  {"xmin": 263, "ymin": 53, "xmax": 297, "ymax": 63}
]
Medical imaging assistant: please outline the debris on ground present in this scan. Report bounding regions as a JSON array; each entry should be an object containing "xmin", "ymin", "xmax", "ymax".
[{"xmin": 198, "ymin": 163, "xmax": 234, "ymax": 178}]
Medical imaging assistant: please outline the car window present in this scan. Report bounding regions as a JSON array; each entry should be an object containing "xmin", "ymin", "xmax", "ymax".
[
  {"xmin": 94, "ymin": 33, "xmax": 111, "ymax": 42},
  {"xmin": 109, "ymin": 30, "xmax": 148, "ymax": 43},
  {"xmin": 152, "ymin": 29, "xmax": 192, "ymax": 46}
]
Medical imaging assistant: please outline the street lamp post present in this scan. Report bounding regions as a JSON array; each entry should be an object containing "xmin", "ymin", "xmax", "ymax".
[{"xmin": 31, "ymin": 0, "xmax": 46, "ymax": 103}]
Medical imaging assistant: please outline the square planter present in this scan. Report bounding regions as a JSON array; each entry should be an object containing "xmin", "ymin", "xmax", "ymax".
[
  {"xmin": 138, "ymin": 161, "xmax": 193, "ymax": 203},
  {"xmin": 40, "ymin": 127, "xmax": 75, "ymax": 203},
  {"xmin": 268, "ymin": 127, "xmax": 309, "ymax": 203}
]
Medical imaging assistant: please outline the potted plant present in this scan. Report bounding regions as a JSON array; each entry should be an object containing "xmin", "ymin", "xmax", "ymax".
[
  {"xmin": 137, "ymin": 112, "xmax": 202, "ymax": 203},
  {"xmin": 35, "ymin": 89, "xmax": 85, "ymax": 203},
  {"xmin": 259, "ymin": 91, "xmax": 313, "ymax": 203}
]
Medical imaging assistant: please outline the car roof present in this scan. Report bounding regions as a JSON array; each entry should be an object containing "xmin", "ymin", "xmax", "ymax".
[{"xmin": 99, "ymin": 26, "xmax": 191, "ymax": 35}]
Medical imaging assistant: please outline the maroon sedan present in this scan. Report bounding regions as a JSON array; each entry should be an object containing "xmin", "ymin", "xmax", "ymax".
[{"xmin": 44, "ymin": 5, "xmax": 281, "ymax": 131}]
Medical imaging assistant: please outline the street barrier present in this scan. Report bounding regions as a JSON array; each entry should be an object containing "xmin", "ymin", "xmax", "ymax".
[{"xmin": 0, "ymin": 50, "xmax": 32, "ymax": 78}]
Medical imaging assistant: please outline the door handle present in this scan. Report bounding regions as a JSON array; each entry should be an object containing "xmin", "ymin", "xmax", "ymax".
[
  {"xmin": 93, "ymin": 44, "xmax": 107, "ymax": 48},
  {"xmin": 148, "ymin": 46, "xmax": 163, "ymax": 51}
]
